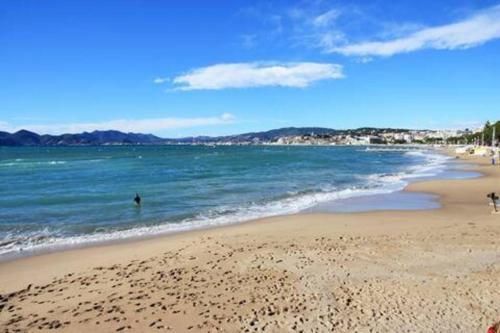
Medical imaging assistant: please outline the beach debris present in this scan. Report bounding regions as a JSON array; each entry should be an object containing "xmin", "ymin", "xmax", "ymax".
[
  {"xmin": 486, "ymin": 192, "xmax": 499, "ymax": 213},
  {"xmin": 487, "ymin": 321, "xmax": 500, "ymax": 333}
]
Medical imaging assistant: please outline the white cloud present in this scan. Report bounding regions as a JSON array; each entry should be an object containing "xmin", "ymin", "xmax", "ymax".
[
  {"xmin": 238, "ymin": 3, "xmax": 354, "ymax": 52},
  {"xmin": 171, "ymin": 62, "xmax": 344, "ymax": 90},
  {"xmin": 0, "ymin": 114, "xmax": 236, "ymax": 135},
  {"xmin": 330, "ymin": 5, "xmax": 500, "ymax": 56},
  {"xmin": 153, "ymin": 77, "xmax": 168, "ymax": 84},
  {"xmin": 354, "ymin": 57, "xmax": 373, "ymax": 64},
  {"xmin": 219, "ymin": 113, "xmax": 236, "ymax": 121},
  {"xmin": 0, "ymin": 121, "xmax": 11, "ymax": 132},
  {"xmin": 318, "ymin": 31, "xmax": 346, "ymax": 50},
  {"xmin": 313, "ymin": 9, "xmax": 341, "ymax": 27},
  {"xmin": 240, "ymin": 34, "xmax": 258, "ymax": 49}
]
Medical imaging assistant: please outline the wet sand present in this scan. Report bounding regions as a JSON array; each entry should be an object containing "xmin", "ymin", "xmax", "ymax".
[{"xmin": 1, "ymin": 153, "xmax": 499, "ymax": 332}]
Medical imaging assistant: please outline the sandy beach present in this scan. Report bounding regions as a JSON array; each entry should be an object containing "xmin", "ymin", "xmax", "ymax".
[{"xmin": 0, "ymin": 153, "xmax": 499, "ymax": 332}]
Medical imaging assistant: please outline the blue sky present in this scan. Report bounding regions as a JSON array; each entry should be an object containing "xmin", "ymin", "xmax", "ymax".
[{"xmin": 1, "ymin": 0, "xmax": 499, "ymax": 137}]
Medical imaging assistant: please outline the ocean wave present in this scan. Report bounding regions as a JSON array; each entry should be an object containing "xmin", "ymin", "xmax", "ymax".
[
  {"xmin": 0, "ymin": 155, "xmax": 432, "ymax": 258},
  {"xmin": 0, "ymin": 149, "xmax": 453, "ymax": 258},
  {"xmin": 46, "ymin": 161, "xmax": 67, "ymax": 165},
  {"xmin": 362, "ymin": 149, "xmax": 451, "ymax": 182},
  {"xmin": 403, "ymin": 151, "xmax": 451, "ymax": 178},
  {"xmin": 364, "ymin": 147, "xmax": 425, "ymax": 152},
  {"xmin": 0, "ymin": 160, "xmax": 67, "ymax": 167},
  {"xmin": 0, "ymin": 159, "xmax": 107, "ymax": 168},
  {"xmin": 404, "ymin": 150, "xmax": 425, "ymax": 156},
  {"xmin": 0, "ymin": 181, "xmax": 407, "ymax": 257},
  {"xmin": 362, "ymin": 172, "xmax": 407, "ymax": 184}
]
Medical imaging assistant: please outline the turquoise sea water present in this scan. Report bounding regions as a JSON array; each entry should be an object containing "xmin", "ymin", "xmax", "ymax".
[{"xmin": 0, "ymin": 145, "xmax": 463, "ymax": 257}]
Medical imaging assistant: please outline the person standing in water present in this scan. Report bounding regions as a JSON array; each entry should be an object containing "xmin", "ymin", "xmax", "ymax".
[{"xmin": 134, "ymin": 193, "xmax": 141, "ymax": 206}]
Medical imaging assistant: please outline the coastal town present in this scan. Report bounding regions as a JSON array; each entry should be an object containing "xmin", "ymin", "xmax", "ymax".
[
  {"xmin": 192, "ymin": 122, "xmax": 499, "ymax": 147},
  {"xmin": 1, "ymin": 123, "xmax": 498, "ymax": 147},
  {"xmin": 265, "ymin": 128, "xmax": 474, "ymax": 145}
]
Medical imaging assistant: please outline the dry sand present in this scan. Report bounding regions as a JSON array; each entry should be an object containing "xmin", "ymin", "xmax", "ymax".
[{"xmin": 0, "ymin": 153, "xmax": 499, "ymax": 332}]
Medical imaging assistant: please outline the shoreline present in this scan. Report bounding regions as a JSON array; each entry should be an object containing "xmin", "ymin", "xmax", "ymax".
[
  {"xmin": 1, "ymin": 152, "xmax": 499, "ymax": 332},
  {"xmin": 0, "ymin": 149, "xmax": 480, "ymax": 265},
  {"xmin": 0, "ymin": 147, "xmax": 465, "ymax": 262}
]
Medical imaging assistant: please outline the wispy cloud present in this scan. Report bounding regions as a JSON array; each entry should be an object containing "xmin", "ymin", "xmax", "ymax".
[
  {"xmin": 313, "ymin": 9, "xmax": 341, "ymax": 27},
  {"xmin": 238, "ymin": 2, "xmax": 376, "ymax": 57},
  {"xmin": 354, "ymin": 57, "xmax": 373, "ymax": 64},
  {"xmin": 153, "ymin": 77, "xmax": 169, "ymax": 84},
  {"xmin": 239, "ymin": 3, "xmax": 500, "ymax": 60},
  {"xmin": 237, "ymin": 2, "xmax": 350, "ymax": 50},
  {"xmin": 171, "ymin": 62, "xmax": 344, "ymax": 91},
  {"xmin": 330, "ymin": 5, "xmax": 500, "ymax": 56},
  {"xmin": 238, "ymin": 4, "xmax": 284, "ymax": 42},
  {"xmin": 240, "ymin": 34, "xmax": 258, "ymax": 49},
  {"xmin": 0, "ymin": 114, "xmax": 236, "ymax": 135}
]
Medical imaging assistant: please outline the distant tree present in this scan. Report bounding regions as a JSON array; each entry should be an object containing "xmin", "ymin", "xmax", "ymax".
[
  {"xmin": 483, "ymin": 121, "xmax": 492, "ymax": 144},
  {"xmin": 463, "ymin": 120, "xmax": 499, "ymax": 146},
  {"xmin": 424, "ymin": 137, "xmax": 443, "ymax": 144},
  {"xmin": 480, "ymin": 120, "xmax": 500, "ymax": 146},
  {"xmin": 445, "ymin": 136, "xmax": 463, "ymax": 144},
  {"xmin": 493, "ymin": 120, "xmax": 500, "ymax": 146}
]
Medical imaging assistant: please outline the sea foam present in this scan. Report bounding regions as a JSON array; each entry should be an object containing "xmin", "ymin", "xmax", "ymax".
[{"xmin": 0, "ymin": 148, "xmax": 452, "ymax": 258}]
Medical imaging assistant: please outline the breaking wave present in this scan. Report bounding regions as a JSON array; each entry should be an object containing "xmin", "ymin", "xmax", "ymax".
[{"xmin": 0, "ymin": 149, "xmax": 453, "ymax": 258}]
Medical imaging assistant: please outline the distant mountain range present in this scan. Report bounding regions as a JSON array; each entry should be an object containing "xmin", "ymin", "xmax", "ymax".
[
  {"xmin": 167, "ymin": 127, "xmax": 343, "ymax": 144},
  {"xmin": 0, "ymin": 130, "xmax": 164, "ymax": 146},
  {"xmin": 0, "ymin": 127, "xmax": 412, "ymax": 146}
]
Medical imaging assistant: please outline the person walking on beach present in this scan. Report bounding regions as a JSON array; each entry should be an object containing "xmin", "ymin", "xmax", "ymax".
[{"xmin": 134, "ymin": 193, "xmax": 141, "ymax": 206}]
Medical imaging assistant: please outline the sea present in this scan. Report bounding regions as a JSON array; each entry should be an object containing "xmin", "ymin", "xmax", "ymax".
[{"xmin": 0, "ymin": 145, "xmax": 479, "ymax": 259}]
